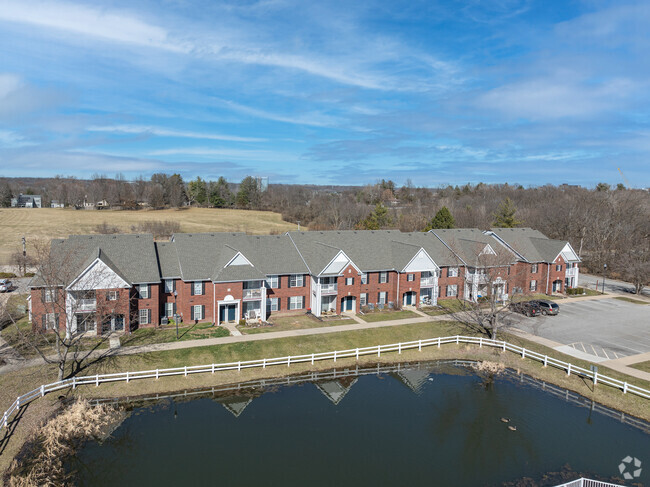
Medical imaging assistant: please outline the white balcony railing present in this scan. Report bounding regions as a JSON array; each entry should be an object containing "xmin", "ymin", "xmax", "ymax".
[
  {"xmin": 565, "ymin": 267, "xmax": 579, "ymax": 277},
  {"xmin": 420, "ymin": 277, "xmax": 436, "ymax": 287},
  {"xmin": 77, "ymin": 298, "xmax": 96, "ymax": 311},
  {"xmin": 320, "ymin": 283, "xmax": 338, "ymax": 294},
  {"xmin": 243, "ymin": 289, "xmax": 262, "ymax": 300}
]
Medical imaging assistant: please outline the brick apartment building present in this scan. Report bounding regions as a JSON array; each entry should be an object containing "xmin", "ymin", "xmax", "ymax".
[{"xmin": 29, "ymin": 228, "xmax": 580, "ymax": 335}]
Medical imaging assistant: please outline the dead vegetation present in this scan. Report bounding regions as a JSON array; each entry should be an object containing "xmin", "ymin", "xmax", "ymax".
[
  {"xmin": 6, "ymin": 399, "xmax": 123, "ymax": 486},
  {"xmin": 473, "ymin": 360, "xmax": 506, "ymax": 375}
]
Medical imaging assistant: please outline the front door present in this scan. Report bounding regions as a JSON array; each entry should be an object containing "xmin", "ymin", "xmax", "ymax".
[
  {"xmin": 228, "ymin": 304, "xmax": 236, "ymax": 321},
  {"xmin": 342, "ymin": 297, "xmax": 355, "ymax": 312},
  {"xmin": 220, "ymin": 304, "xmax": 237, "ymax": 323},
  {"xmin": 404, "ymin": 292, "xmax": 414, "ymax": 306}
]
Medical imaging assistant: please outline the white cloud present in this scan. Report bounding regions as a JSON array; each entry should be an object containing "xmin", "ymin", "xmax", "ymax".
[
  {"xmin": 148, "ymin": 146, "xmax": 297, "ymax": 161},
  {"xmin": 87, "ymin": 125, "xmax": 266, "ymax": 142},
  {"xmin": 0, "ymin": 74, "xmax": 22, "ymax": 99},
  {"xmin": 218, "ymin": 99, "xmax": 343, "ymax": 128},
  {"xmin": 0, "ymin": 129, "xmax": 34, "ymax": 148}
]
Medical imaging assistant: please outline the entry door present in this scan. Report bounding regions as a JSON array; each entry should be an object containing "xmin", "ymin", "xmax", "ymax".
[
  {"xmin": 227, "ymin": 304, "xmax": 236, "ymax": 322},
  {"xmin": 404, "ymin": 292, "xmax": 413, "ymax": 305},
  {"xmin": 342, "ymin": 297, "xmax": 354, "ymax": 311}
]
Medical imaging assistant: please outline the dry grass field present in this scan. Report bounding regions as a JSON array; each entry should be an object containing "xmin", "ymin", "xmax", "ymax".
[{"xmin": 0, "ymin": 207, "xmax": 298, "ymax": 265}]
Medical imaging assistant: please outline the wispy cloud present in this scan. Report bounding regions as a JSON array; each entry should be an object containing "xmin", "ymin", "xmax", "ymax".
[{"xmin": 87, "ymin": 125, "xmax": 266, "ymax": 142}]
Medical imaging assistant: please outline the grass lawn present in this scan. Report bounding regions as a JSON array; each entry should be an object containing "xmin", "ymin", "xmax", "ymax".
[
  {"xmin": 237, "ymin": 314, "xmax": 356, "ymax": 335},
  {"xmin": 122, "ymin": 322, "xmax": 230, "ymax": 346},
  {"xmin": 630, "ymin": 361, "xmax": 650, "ymax": 373},
  {"xmin": 568, "ymin": 288, "xmax": 604, "ymax": 297},
  {"xmin": 614, "ymin": 296, "xmax": 649, "ymax": 305},
  {"xmin": 421, "ymin": 299, "xmax": 466, "ymax": 316},
  {"xmin": 521, "ymin": 293, "xmax": 563, "ymax": 301},
  {"xmin": 0, "ymin": 207, "xmax": 298, "ymax": 264},
  {"xmin": 358, "ymin": 309, "xmax": 419, "ymax": 322}
]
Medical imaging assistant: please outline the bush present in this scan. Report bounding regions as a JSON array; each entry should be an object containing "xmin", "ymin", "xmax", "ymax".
[
  {"xmin": 0, "ymin": 272, "xmax": 17, "ymax": 278},
  {"xmin": 24, "ymin": 272, "xmax": 35, "ymax": 277},
  {"xmin": 131, "ymin": 220, "xmax": 181, "ymax": 239},
  {"xmin": 566, "ymin": 287, "xmax": 585, "ymax": 295},
  {"xmin": 238, "ymin": 319, "xmax": 246, "ymax": 327}
]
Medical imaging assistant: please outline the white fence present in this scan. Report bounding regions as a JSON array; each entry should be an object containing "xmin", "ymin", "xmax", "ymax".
[
  {"xmin": 554, "ymin": 478, "xmax": 625, "ymax": 487},
  {"xmin": 2, "ymin": 335, "xmax": 650, "ymax": 434}
]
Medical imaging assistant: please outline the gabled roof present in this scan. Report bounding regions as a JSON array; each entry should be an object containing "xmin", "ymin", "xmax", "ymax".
[
  {"xmin": 31, "ymin": 234, "xmax": 160, "ymax": 287},
  {"xmin": 430, "ymin": 228, "xmax": 515, "ymax": 266},
  {"xmin": 67, "ymin": 248, "xmax": 131, "ymax": 290},
  {"xmin": 488, "ymin": 228, "xmax": 581, "ymax": 263},
  {"xmin": 155, "ymin": 241, "xmax": 181, "ymax": 279}
]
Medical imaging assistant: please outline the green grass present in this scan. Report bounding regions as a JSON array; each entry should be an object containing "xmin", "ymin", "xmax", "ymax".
[
  {"xmin": 630, "ymin": 361, "xmax": 650, "ymax": 373},
  {"xmin": 421, "ymin": 299, "xmax": 466, "ymax": 316},
  {"xmin": 568, "ymin": 288, "xmax": 604, "ymax": 297},
  {"xmin": 358, "ymin": 309, "xmax": 419, "ymax": 322},
  {"xmin": 614, "ymin": 296, "xmax": 649, "ymax": 305},
  {"xmin": 122, "ymin": 322, "xmax": 229, "ymax": 346},
  {"xmin": 520, "ymin": 293, "xmax": 563, "ymax": 301},
  {"xmin": 237, "ymin": 314, "xmax": 356, "ymax": 335}
]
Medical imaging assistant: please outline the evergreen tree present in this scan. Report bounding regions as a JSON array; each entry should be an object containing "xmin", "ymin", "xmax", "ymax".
[
  {"xmin": 358, "ymin": 203, "xmax": 392, "ymax": 230},
  {"xmin": 424, "ymin": 206, "xmax": 455, "ymax": 231},
  {"xmin": 236, "ymin": 176, "xmax": 261, "ymax": 209},
  {"xmin": 187, "ymin": 177, "xmax": 208, "ymax": 206},
  {"xmin": 208, "ymin": 177, "xmax": 233, "ymax": 207},
  {"xmin": 492, "ymin": 197, "xmax": 522, "ymax": 228},
  {"xmin": 0, "ymin": 181, "xmax": 13, "ymax": 207}
]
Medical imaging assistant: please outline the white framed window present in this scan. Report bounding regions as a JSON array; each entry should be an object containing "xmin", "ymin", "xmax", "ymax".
[
  {"xmin": 448, "ymin": 267, "xmax": 459, "ymax": 277},
  {"xmin": 44, "ymin": 289, "xmax": 56, "ymax": 303},
  {"xmin": 361, "ymin": 273, "xmax": 368, "ymax": 284},
  {"xmin": 289, "ymin": 274, "xmax": 304, "ymax": 288},
  {"xmin": 193, "ymin": 305, "xmax": 203, "ymax": 320},
  {"xmin": 407, "ymin": 274, "xmax": 415, "ymax": 282},
  {"xmin": 556, "ymin": 264, "xmax": 562, "ymax": 272},
  {"xmin": 139, "ymin": 308, "xmax": 150, "ymax": 324},
  {"xmin": 346, "ymin": 277, "xmax": 354, "ymax": 286},
  {"xmin": 531, "ymin": 264, "xmax": 538, "ymax": 273},
  {"xmin": 45, "ymin": 313, "xmax": 57, "ymax": 330},
  {"xmin": 379, "ymin": 272, "xmax": 388, "ymax": 284},
  {"xmin": 193, "ymin": 281, "xmax": 204, "ymax": 295},
  {"xmin": 164, "ymin": 279, "xmax": 175, "ymax": 293},
  {"xmin": 108, "ymin": 290, "xmax": 119, "ymax": 301},
  {"xmin": 165, "ymin": 302, "xmax": 175, "ymax": 317},
  {"xmin": 267, "ymin": 297, "xmax": 279, "ymax": 312},
  {"xmin": 360, "ymin": 293, "xmax": 367, "ymax": 306},
  {"xmin": 266, "ymin": 275, "xmax": 279, "ymax": 289},
  {"xmin": 446, "ymin": 285, "xmax": 458, "ymax": 297},
  {"xmin": 378, "ymin": 291, "xmax": 387, "ymax": 304},
  {"xmin": 138, "ymin": 284, "xmax": 149, "ymax": 299},
  {"xmin": 530, "ymin": 280, "xmax": 537, "ymax": 291},
  {"xmin": 289, "ymin": 296, "xmax": 304, "ymax": 310}
]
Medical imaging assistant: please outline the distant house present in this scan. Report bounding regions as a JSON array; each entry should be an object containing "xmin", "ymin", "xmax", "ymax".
[
  {"xmin": 11, "ymin": 194, "xmax": 42, "ymax": 208},
  {"xmin": 50, "ymin": 200, "xmax": 65, "ymax": 208}
]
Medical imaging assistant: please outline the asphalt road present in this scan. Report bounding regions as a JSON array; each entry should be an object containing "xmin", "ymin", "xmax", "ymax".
[
  {"xmin": 579, "ymin": 273, "xmax": 648, "ymax": 297},
  {"xmin": 512, "ymin": 297, "xmax": 650, "ymax": 362}
]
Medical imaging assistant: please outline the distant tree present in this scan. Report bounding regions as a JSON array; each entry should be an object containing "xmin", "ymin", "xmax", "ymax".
[
  {"xmin": 236, "ymin": 176, "xmax": 261, "ymax": 209},
  {"xmin": 187, "ymin": 177, "xmax": 208, "ymax": 206},
  {"xmin": 208, "ymin": 177, "xmax": 233, "ymax": 208},
  {"xmin": 0, "ymin": 181, "xmax": 12, "ymax": 207},
  {"xmin": 492, "ymin": 198, "xmax": 522, "ymax": 228},
  {"xmin": 596, "ymin": 182, "xmax": 610, "ymax": 192},
  {"xmin": 147, "ymin": 183, "xmax": 166, "ymax": 209},
  {"xmin": 616, "ymin": 183, "xmax": 626, "ymax": 191},
  {"xmin": 425, "ymin": 206, "xmax": 455, "ymax": 231},
  {"xmin": 167, "ymin": 174, "xmax": 187, "ymax": 207},
  {"xmin": 357, "ymin": 203, "xmax": 392, "ymax": 230}
]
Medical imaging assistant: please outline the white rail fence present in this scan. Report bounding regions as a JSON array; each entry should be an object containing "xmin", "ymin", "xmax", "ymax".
[
  {"xmin": 554, "ymin": 478, "xmax": 625, "ymax": 487},
  {"xmin": 2, "ymin": 335, "xmax": 650, "ymax": 434}
]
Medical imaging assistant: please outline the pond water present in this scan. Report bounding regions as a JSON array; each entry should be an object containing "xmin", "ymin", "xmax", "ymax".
[{"xmin": 71, "ymin": 361, "xmax": 649, "ymax": 486}]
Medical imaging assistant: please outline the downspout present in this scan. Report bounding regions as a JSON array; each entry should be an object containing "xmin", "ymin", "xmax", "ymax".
[
  {"xmin": 396, "ymin": 271, "xmax": 400, "ymax": 307},
  {"xmin": 545, "ymin": 263, "xmax": 550, "ymax": 295},
  {"xmin": 213, "ymin": 281, "xmax": 216, "ymax": 325}
]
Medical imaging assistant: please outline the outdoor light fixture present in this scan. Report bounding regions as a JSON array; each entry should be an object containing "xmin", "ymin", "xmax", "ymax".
[
  {"xmin": 603, "ymin": 264, "xmax": 607, "ymax": 293},
  {"xmin": 173, "ymin": 290, "xmax": 179, "ymax": 339}
]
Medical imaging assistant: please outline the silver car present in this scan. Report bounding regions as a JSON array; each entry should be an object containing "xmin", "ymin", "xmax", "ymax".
[
  {"xmin": 0, "ymin": 279, "xmax": 12, "ymax": 292},
  {"xmin": 531, "ymin": 299, "xmax": 559, "ymax": 315}
]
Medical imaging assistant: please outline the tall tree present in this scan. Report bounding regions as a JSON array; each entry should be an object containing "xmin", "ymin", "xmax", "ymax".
[
  {"xmin": 208, "ymin": 177, "xmax": 233, "ymax": 208},
  {"xmin": 236, "ymin": 176, "xmax": 261, "ymax": 209},
  {"xmin": 425, "ymin": 206, "xmax": 455, "ymax": 230},
  {"xmin": 187, "ymin": 177, "xmax": 208, "ymax": 206},
  {"xmin": 357, "ymin": 203, "xmax": 392, "ymax": 230},
  {"xmin": 492, "ymin": 198, "xmax": 522, "ymax": 228},
  {"xmin": 0, "ymin": 180, "xmax": 12, "ymax": 207}
]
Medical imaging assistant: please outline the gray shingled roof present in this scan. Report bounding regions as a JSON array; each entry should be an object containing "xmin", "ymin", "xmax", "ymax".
[
  {"xmin": 155, "ymin": 241, "xmax": 181, "ymax": 278},
  {"xmin": 489, "ymin": 227, "xmax": 578, "ymax": 263},
  {"xmin": 430, "ymin": 228, "xmax": 515, "ymax": 266},
  {"xmin": 31, "ymin": 234, "xmax": 160, "ymax": 287}
]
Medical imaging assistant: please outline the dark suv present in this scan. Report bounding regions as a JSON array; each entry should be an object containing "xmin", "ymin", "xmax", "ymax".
[
  {"xmin": 529, "ymin": 299, "xmax": 560, "ymax": 316},
  {"xmin": 509, "ymin": 301, "xmax": 541, "ymax": 317}
]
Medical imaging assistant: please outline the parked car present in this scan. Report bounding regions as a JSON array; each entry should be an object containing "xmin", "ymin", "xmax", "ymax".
[
  {"xmin": 509, "ymin": 300, "xmax": 540, "ymax": 317},
  {"xmin": 0, "ymin": 279, "xmax": 11, "ymax": 292},
  {"xmin": 529, "ymin": 299, "xmax": 560, "ymax": 316}
]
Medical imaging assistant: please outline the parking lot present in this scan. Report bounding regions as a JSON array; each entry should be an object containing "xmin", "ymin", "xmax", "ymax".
[{"xmin": 511, "ymin": 298, "xmax": 650, "ymax": 362}]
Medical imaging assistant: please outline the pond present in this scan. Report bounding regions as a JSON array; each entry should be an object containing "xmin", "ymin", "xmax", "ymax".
[{"xmin": 71, "ymin": 361, "xmax": 649, "ymax": 486}]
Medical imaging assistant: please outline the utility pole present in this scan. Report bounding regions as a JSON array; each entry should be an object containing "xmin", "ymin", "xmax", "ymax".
[
  {"xmin": 602, "ymin": 263, "xmax": 607, "ymax": 293},
  {"xmin": 296, "ymin": 221, "xmax": 301, "ymax": 231}
]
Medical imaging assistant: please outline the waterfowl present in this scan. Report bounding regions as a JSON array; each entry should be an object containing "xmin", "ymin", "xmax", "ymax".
[
  {"xmin": 500, "ymin": 418, "xmax": 510, "ymax": 423},
  {"xmin": 508, "ymin": 425, "xmax": 517, "ymax": 431}
]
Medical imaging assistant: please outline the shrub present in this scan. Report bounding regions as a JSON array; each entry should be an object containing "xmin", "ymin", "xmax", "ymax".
[
  {"xmin": 24, "ymin": 272, "xmax": 35, "ymax": 277},
  {"xmin": 0, "ymin": 272, "xmax": 17, "ymax": 278},
  {"xmin": 131, "ymin": 220, "xmax": 181, "ymax": 239},
  {"xmin": 238, "ymin": 319, "xmax": 246, "ymax": 327}
]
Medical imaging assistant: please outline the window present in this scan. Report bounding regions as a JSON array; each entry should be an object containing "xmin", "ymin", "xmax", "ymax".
[
  {"xmin": 165, "ymin": 302, "xmax": 175, "ymax": 318},
  {"xmin": 266, "ymin": 275, "xmax": 279, "ymax": 289},
  {"xmin": 289, "ymin": 296, "xmax": 304, "ymax": 310},
  {"xmin": 346, "ymin": 277, "xmax": 354, "ymax": 286},
  {"xmin": 44, "ymin": 313, "xmax": 57, "ymax": 330},
  {"xmin": 531, "ymin": 264, "xmax": 538, "ymax": 273},
  {"xmin": 447, "ymin": 267, "xmax": 459, "ymax": 278},
  {"xmin": 108, "ymin": 291, "xmax": 119, "ymax": 301},
  {"xmin": 530, "ymin": 280, "xmax": 537, "ymax": 291},
  {"xmin": 379, "ymin": 272, "xmax": 388, "ymax": 284},
  {"xmin": 138, "ymin": 284, "xmax": 149, "ymax": 299},
  {"xmin": 360, "ymin": 293, "xmax": 367, "ymax": 306},
  {"xmin": 407, "ymin": 274, "xmax": 414, "ymax": 282},
  {"xmin": 164, "ymin": 279, "xmax": 175, "ymax": 293},
  {"xmin": 290, "ymin": 274, "xmax": 304, "ymax": 288},
  {"xmin": 139, "ymin": 309, "xmax": 150, "ymax": 324},
  {"xmin": 267, "ymin": 297, "xmax": 279, "ymax": 312},
  {"xmin": 446, "ymin": 285, "xmax": 458, "ymax": 297},
  {"xmin": 378, "ymin": 292, "xmax": 387, "ymax": 304},
  {"xmin": 192, "ymin": 281, "xmax": 204, "ymax": 296},
  {"xmin": 44, "ymin": 289, "xmax": 56, "ymax": 303},
  {"xmin": 361, "ymin": 273, "xmax": 368, "ymax": 284},
  {"xmin": 556, "ymin": 264, "xmax": 562, "ymax": 272},
  {"xmin": 193, "ymin": 305, "xmax": 204, "ymax": 321}
]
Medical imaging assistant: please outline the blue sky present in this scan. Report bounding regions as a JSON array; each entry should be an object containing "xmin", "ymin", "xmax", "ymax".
[{"xmin": 0, "ymin": 0, "xmax": 649, "ymax": 187}]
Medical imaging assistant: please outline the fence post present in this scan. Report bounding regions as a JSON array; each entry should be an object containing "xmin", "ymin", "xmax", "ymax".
[
  {"xmin": 593, "ymin": 371, "xmax": 598, "ymax": 386},
  {"xmin": 40, "ymin": 385, "xmax": 45, "ymax": 397},
  {"xmin": 378, "ymin": 345, "xmax": 381, "ymax": 357},
  {"xmin": 543, "ymin": 355, "xmax": 548, "ymax": 367},
  {"xmin": 287, "ymin": 357, "xmax": 291, "ymax": 367},
  {"xmin": 479, "ymin": 337, "xmax": 482, "ymax": 348},
  {"xmin": 356, "ymin": 348, "xmax": 359, "ymax": 360},
  {"xmin": 418, "ymin": 340, "xmax": 422, "ymax": 352},
  {"xmin": 311, "ymin": 353, "xmax": 315, "ymax": 365},
  {"xmin": 521, "ymin": 348, "xmax": 526, "ymax": 359},
  {"xmin": 502, "ymin": 341, "xmax": 506, "ymax": 352},
  {"xmin": 96, "ymin": 374, "xmax": 99, "ymax": 387},
  {"xmin": 212, "ymin": 363, "xmax": 216, "ymax": 374},
  {"xmin": 156, "ymin": 369, "xmax": 159, "ymax": 379},
  {"xmin": 238, "ymin": 361, "xmax": 241, "ymax": 372},
  {"xmin": 398, "ymin": 342, "xmax": 401, "ymax": 355},
  {"xmin": 16, "ymin": 397, "xmax": 20, "ymax": 410},
  {"xmin": 262, "ymin": 359, "xmax": 266, "ymax": 369},
  {"xmin": 73, "ymin": 376, "xmax": 77, "ymax": 388},
  {"xmin": 456, "ymin": 336, "xmax": 459, "ymax": 345},
  {"xmin": 3, "ymin": 412, "xmax": 7, "ymax": 428},
  {"xmin": 567, "ymin": 364, "xmax": 571, "ymax": 376},
  {"xmin": 623, "ymin": 382, "xmax": 628, "ymax": 394},
  {"xmin": 438, "ymin": 337, "xmax": 441, "ymax": 348},
  {"xmin": 334, "ymin": 350, "xmax": 337, "ymax": 362}
]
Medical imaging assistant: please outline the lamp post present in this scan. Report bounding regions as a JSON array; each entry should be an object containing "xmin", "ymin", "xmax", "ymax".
[
  {"xmin": 173, "ymin": 290, "xmax": 179, "ymax": 339},
  {"xmin": 602, "ymin": 264, "xmax": 607, "ymax": 293}
]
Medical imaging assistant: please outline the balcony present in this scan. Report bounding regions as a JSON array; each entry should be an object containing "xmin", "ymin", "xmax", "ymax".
[
  {"xmin": 77, "ymin": 298, "xmax": 96, "ymax": 311},
  {"xmin": 565, "ymin": 267, "xmax": 579, "ymax": 277},
  {"xmin": 420, "ymin": 277, "xmax": 436, "ymax": 287},
  {"xmin": 320, "ymin": 283, "xmax": 338, "ymax": 295},
  {"xmin": 243, "ymin": 289, "xmax": 262, "ymax": 300}
]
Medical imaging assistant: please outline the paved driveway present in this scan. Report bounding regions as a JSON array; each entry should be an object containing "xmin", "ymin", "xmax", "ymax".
[
  {"xmin": 580, "ymin": 273, "xmax": 649, "ymax": 297},
  {"xmin": 511, "ymin": 298, "xmax": 650, "ymax": 362}
]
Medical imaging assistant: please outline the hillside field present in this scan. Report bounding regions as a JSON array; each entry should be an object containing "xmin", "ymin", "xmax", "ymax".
[{"xmin": 0, "ymin": 207, "xmax": 298, "ymax": 265}]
